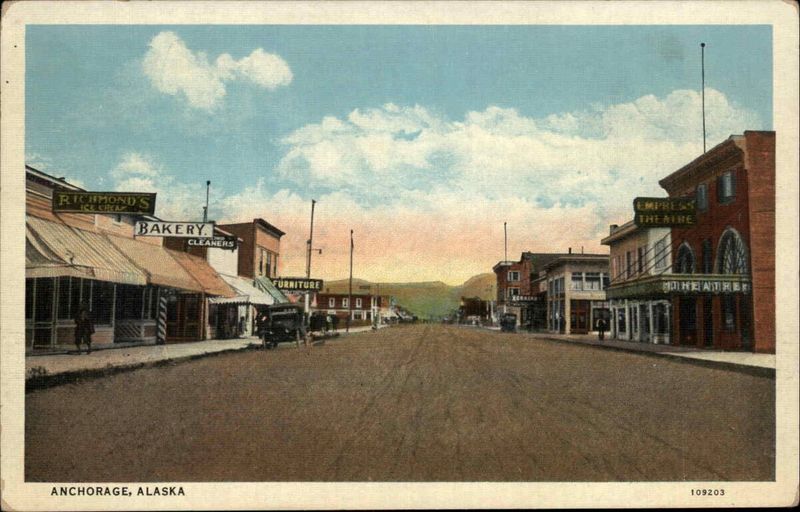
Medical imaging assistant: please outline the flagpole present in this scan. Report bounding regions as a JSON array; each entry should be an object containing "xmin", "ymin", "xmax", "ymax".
[
  {"xmin": 701, "ymin": 42, "xmax": 706, "ymax": 153},
  {"xmin": 347, "ymin": 229, "xmax": 353, "ymax": 333}
]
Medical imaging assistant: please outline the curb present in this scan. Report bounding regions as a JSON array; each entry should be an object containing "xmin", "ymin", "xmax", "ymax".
[
  {"xmin": 532, "ymin": 334, "xmax": 775, "ymax": 378},
  {"xmin": 25, "ymin": 345, "xmax": 258, "ymax": 393}
]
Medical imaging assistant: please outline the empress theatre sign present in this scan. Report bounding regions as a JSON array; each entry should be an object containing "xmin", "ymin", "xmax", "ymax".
[{"xmin": 660, "ymin": 278, "xmax": 751, "ymax": 294}]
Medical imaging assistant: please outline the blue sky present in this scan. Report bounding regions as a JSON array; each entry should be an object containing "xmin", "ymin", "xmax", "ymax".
[{"xmin": 25, "ymin": 25, "xmax": 772, "ymax": 283}]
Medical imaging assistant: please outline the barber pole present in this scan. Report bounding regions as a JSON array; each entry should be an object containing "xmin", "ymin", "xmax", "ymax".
[{"xmin": 157, "ymin": 293, "xmax": 168, "ymax": 345}]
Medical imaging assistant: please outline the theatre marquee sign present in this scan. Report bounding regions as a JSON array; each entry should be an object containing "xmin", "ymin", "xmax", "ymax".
[{"xmin": 606, "ymin": 274, "xmax": 751, "ymax": 300}]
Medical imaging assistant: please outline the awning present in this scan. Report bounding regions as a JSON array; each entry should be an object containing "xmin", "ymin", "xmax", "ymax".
[
  {"xmin": 170, "ymin": 251, "xmax": 236, "ymax": 298},
  {"xmin": 105, "ymin": 234, "xmax": 204, "ymax": 292},
  {"xmin": 26, "ymin": 215, "xmax": 147, "ymax": 285},
  {"xmin": 208, "ymin": 274, "xmax": 277, "ymax": 305},
  {"xmin": 254, "ymin": 276, "xmax": 290, "ymax": 304}
]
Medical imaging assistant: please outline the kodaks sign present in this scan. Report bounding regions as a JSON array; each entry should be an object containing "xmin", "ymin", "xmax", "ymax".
[
  {"xmin": 274, "ymin": 278, "xmax": 324, "ymax": 292},
  {"xmin": 52, "ymin": 191, "xmax": 156, "ymax": 214},
  {"xmin": 633, "ymin": 197, "xmax": 696, "ymax": 227},
  {"xmin": 135, "ymin": 221, "xmax": 215, "ymax": 238}
]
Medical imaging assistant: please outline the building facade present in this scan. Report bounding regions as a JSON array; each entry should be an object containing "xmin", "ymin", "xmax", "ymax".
[
  {"xmin": 544, "ymin": 254, "xmax": 610, "ymax": 334},
  {"xmin": 657, "ymin": 131, "xmax": 775, "ymax": 353},
  {"xmin": 315, "ymin": 292, "xmax": 391, "ymax": 323},
  {"xmin": 602, "ymin": 222, "xmax": 672, "ymax": 344},
  {"xmin": 493, "ymin": 252, "xmax": 563, "ymax": 329},
  {"xmin": 25, "ymin": 166, "xmax": 236, "ymax": 352},
  {"xmin": 216, "ymin": 219, "xmax": 284, "ymax": 280}
]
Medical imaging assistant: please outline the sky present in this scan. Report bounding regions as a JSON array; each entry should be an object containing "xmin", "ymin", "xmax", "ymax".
[{"xmin": 25, "ymin": 25, "xmax": 772, "ymax": 284}]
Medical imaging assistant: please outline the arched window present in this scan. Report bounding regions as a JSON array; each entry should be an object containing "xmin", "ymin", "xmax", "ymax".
[
  {"xmin": 717, "ymin": 228, "xmax": 749, "ymax": 274},
  {"xmin": 701, "ymin": 239, "xmax": 713, "ymax": 274},
  {"xmin": 674, "ymin": 243, "xmax": 695, "ymax": 274}
]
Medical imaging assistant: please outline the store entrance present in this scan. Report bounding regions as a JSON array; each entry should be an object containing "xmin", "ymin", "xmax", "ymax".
[
  {"xmin": 166, "ymin": 293, "xmax": 202, "ymax": 342},
  {"xmin": 570, "ymin": 300, "xmax": 590, "ymax": 334},
  {"xmin": 702, "ymin": 296, "xmax": 714, "ymax": 347},
  {"xmin": 679, "ymin": 297, "xmax": 698, "ymax": 346}
]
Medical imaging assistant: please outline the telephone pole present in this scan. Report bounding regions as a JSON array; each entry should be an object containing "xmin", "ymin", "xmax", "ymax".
[
  {"xmin": 347, "ymin": 229, "xmax": 353, "ymax": 333},
  {"xmin": 304, "ymin": 199, "xmax": 316, "ymax": 323}
]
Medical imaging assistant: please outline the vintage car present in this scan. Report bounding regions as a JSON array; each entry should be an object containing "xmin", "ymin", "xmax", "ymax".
[
  {"xmin": 500, "ymin": 313, "xmax": 517, "ymax": 332},
  {"xmin": 258, "ymin": 303, "xmax": 306, "ymax": 349}
]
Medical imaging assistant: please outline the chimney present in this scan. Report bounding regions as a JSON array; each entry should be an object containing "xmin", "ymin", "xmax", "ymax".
[
  {"xmin": 581, "ymin": 246, "xmax": 584, "ymax": 254},
  {"xmin": 568, "ymin": 247, "xmax": 572, "ymax": 254},
  {"xmin": 610, "ymin": 224, "xmax": 619, "ymax": 234}
]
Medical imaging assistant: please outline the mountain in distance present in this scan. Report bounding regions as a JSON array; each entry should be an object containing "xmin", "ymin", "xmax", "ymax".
[{"xmin": 320, "ymin": 273, "xmax": 496, "ymax": 319}]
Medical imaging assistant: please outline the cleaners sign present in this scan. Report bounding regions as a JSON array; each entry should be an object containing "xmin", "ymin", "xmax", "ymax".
[
  {"xmin": 187, "ymin": 236, "xmax": 237, "ymax": 250},
  {"xmin": 135, "ymin": 221, "xmax": 214, "ymax": 238},
  {"xmin": 52, "ymin": 191, "xmax": 157, "ymax": 214}
]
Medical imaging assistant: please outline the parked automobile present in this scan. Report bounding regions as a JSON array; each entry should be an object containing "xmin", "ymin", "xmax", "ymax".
[
  {"xmin": 500, "ymin": 313, "xmax": 517, "ymax": 332},
  {"xmin": 258, "ymin": 303, "xmax": 306, "ymax": 349}
]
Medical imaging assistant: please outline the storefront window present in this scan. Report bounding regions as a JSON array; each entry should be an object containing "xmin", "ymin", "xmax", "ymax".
[
  {"xmin": 617, "ymin": 308, "xmax": 626, "ymax": 333},
  {"xmin": 57, "ymin": 276, "xmax": 72, "ymax": 319},
  {"xmin": 91, "ymin": 281, "xmax": 114, "ymax": 324},
  {"xmin": 653, "ymin": 303, "xmax": 669, "ymax": 334},
  {"xmin": 25, "ymin": 279, "xmax": 34, "ymax": 320},
  {"xmin": 35, "ymin": 278, "xmax": 54, "ymax": 322},
  {"xmin": 116, "ymin": 284, "xmax": 144, "ymax": 319}
]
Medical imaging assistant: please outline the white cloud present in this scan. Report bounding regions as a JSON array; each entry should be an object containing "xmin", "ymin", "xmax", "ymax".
[
  {"xmin": 142, "ymin": 31, "xmax": 292, "ymax": 110},
  {"xmin": 107, "ymin": 88, "xmax": 763, "ymax": 283}
]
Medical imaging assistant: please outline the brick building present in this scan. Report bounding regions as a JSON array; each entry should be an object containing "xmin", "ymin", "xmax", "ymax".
[
  {"xmin": 493, "ymin": 252, "xmax": 566, "ymax": 329},
  {"xmin": 216, "ymin": 219, "xmax": 284, "ymax": 280},
  {"xmin": 657, "ymin": 131, "xmax": 775, "ymax": 353},
  {"xmin": 315, "ymin": 292, "xmax": 390, "ymax": 323}
]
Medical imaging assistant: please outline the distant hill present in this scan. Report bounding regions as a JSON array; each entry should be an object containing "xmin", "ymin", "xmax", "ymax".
[{"xmin": 320, "ymin": 273, "xmax": 496, "ymax": 319}]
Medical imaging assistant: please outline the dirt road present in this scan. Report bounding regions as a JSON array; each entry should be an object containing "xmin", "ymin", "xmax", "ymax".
[{"xmin": 25, "ymin": 324, "xmax": 774, "ymax": 481}]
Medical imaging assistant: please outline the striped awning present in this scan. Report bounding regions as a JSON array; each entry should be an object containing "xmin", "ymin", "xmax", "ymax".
[
  {"xmin": 105, "ymin": 235, "xmax": 204, "ymax": 292},
  {"xmin": 169, "ymin": 251, "xmax": 236, "ymax": 298},
  {"xmin": 26, "ymin": 216, "xmax": 147, "ymax": 285},
  {"xmin": 209, "ymin": 274, "xmax": 276, "ymax": 305},
  {"xmin": 254, "ymin": 276, "xmax": 290, "ymax": 304}
]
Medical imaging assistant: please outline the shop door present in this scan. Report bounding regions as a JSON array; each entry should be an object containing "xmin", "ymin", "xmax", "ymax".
[
  {"xmin": 702, "ymin": 296, "xmax": 714, "ymax": 347},
  {"xmin": 639, "ymin": 304, "xmax": 650, "ymax": 343},
  {"xmin": 570, "ymin": 300, "xmax": 590, "ymax": 334},
  {"xmin": 166, "ymin": 294, "xmax": 202, "ymax": 341},
  {"xmin": 28, "ymin": 278, "xmax": 56, "ymax": 350},
  {"xmin": 679, "ymin": 297, "xmax": 698, "ymax": 346}
]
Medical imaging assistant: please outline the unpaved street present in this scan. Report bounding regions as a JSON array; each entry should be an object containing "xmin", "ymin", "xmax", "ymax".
[{"xmin": 26, "ymin": 325, "xmax": 774, "ymax": 481}]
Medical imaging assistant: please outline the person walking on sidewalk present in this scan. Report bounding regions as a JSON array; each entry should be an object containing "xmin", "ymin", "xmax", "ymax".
[
  {"xmin": 597, "ymin": 317, "xmax": 607, "ymax": 341},
  {"xmin": 74, "ymin": 304, "xmax": 95, "ymax": 354}
]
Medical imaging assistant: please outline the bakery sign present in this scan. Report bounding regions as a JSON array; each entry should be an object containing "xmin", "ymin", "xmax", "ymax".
[
  {"xmin": 274, "ymin": 277, "xmax": 324, "ymax": 292},
  {"xmin": 633, "ymin": 197, "xmax": 696, "ymax": 227},
  {"xmin": 134, "ymin": 221, "xmax": 215, "ymax": 238}
]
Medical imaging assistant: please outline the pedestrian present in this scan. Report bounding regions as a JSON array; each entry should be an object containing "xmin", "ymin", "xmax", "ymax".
[
  {"xmin": 74, "ymin": 303, "xmax": 94, "ymax": 354},
  {"xmin": 257, "ymin": 310, "xmax": 270, "ymax": 349},
  {"xmin": 597, "ymin": 317, "xmax": 607, "ymax": 341}
]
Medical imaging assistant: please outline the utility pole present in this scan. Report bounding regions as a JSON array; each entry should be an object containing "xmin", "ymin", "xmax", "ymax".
[
  {"xmin": 504, "ymin": 221, "xmax": 508, "ymax": 262},
  {"xmin": 202, "ymin": 180, "xmax": 210, "ymax": 222},
  {"xmin": 304, "ymin": 199, "xmax": 316, "ymax": 324},
  {"xmin": 347, "ymin": 229, "xmax": 353, "ymax": 333},
  {"xmin": 701, "ymin": 42, "xmax": 707, "ymax": 153}
]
